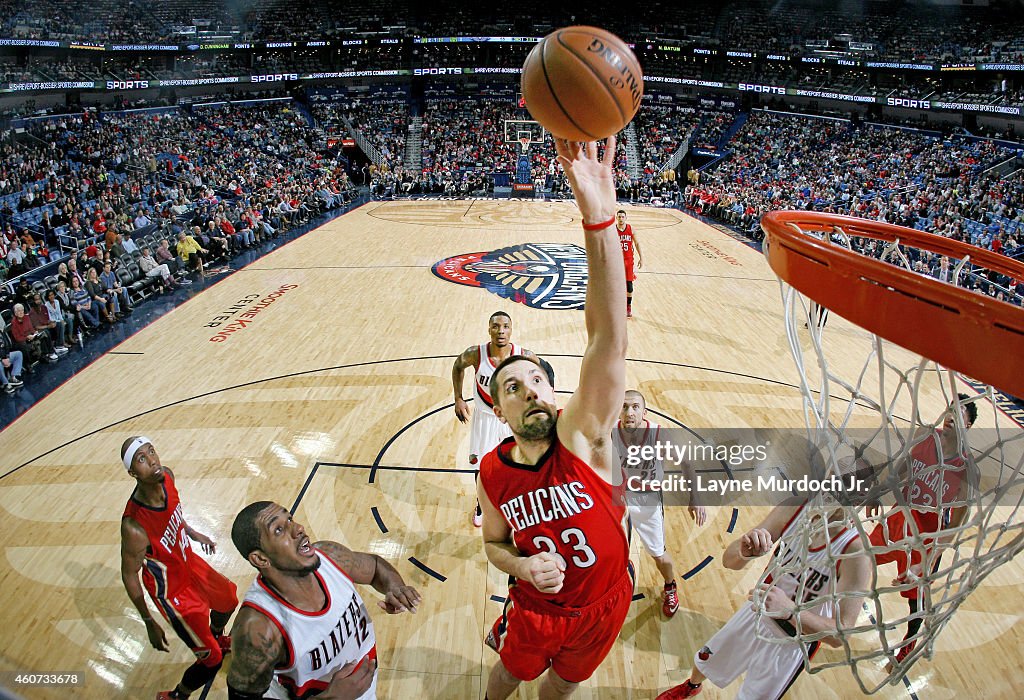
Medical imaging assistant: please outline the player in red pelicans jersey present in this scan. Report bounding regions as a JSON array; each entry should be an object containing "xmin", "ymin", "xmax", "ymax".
[
  {"xmin": 119, "ymin": 437, "xmax": 238, "ymax": 700},
  {"xmin": 477, "ymin": 137, "xmax": 631, "ymax": 700},
  {"xmin": 615, "ymin": 210, "xmax": 643, "ymax": 318},
  {"xmin": 867, "ymin": 394, "xmax": 977, "ymax": 669},
  {"xmin": 225, "ymin": 501, "xmax": 420, "ymax": 700}
]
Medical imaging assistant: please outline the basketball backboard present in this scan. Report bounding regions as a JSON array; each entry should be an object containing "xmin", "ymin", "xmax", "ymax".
[{"xmin": 503, "ymin": 119, "xmax": 545, "ymax": 146}]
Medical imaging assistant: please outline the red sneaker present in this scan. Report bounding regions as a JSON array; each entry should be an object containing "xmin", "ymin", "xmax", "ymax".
[
  {"xmin": 156, "ymin": 692, "xmax": 182, "ymax": 700},
  {"xmin": 216, "ymin": 634, "xmax": 231, "ymax": 655},
  {"xmin": 656, "ymin": 680, "xmax": 703, "ymax": 699},
  {"xmin": 886, "ymin": 638, "xmax": 916, "ymax": 673},
  {"xmin": 662, "ymin": 581, "xmax": 679, "ymax": 617}
]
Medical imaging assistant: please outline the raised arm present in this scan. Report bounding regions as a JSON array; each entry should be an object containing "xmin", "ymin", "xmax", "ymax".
[
  {"xmin": 452, "ymin": 345, "xmax": 480, "ymax": 424},
  {"xmin": 555, "ymin": 138, "xmax": 627, "ymax": 472},
  {"xmin": 315, "ymin": 540, "xmax": 420, "ymax": 614},
  {"xmin": 721, "ymin": 502, "xmax": 802, "ymax": 570}
]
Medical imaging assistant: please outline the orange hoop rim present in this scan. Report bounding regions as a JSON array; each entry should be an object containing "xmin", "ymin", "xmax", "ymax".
[{"xmin": 760, "ymin": 210, "xmax": 1024, "ymax": 398}]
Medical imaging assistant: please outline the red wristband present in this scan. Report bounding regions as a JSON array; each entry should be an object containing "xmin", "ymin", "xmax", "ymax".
[{"xmin": 582, "ymin": 216, "xmax": 615, "ymax": 231}]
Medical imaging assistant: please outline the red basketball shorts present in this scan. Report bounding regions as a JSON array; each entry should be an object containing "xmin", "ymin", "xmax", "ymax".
[
  {"xmin": 486, "ymin": 572, "xmax": 633, "ymax": 683},
  {"xmin": 148, "ymin": 555, "xmax": 238, "ymax": 666},
  {"xmin": 869, "ymin": 509, "xmax": 940, "ymax": 600}
]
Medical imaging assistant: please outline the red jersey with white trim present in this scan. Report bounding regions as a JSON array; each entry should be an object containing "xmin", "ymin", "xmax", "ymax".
[
  {"xmin": 241, "ymin": 549, "xmax": 377, "ymax": 700},
  {"xmin": 474, "ymin": 342, "xmax": 520, "ymax": 414},
  {"xmin": 903, "ymin": 433, "xmax": 967, "ymax": 511},
  {"xmin": 618, "ymin": 224, "xmax": 636, "ymax": 281},
  {"xmin": 479, "ymin": 432, "xmax": 630, "ymax": 608},
  {"xmin": 123, "ymin": 471, "xmax": 195, "ymax": 599}
]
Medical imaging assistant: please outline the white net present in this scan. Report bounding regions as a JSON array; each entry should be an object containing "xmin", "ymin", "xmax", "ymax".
[{"xmin": 752, "ymin": 220, "xmax": 1024, "ymax": 694}]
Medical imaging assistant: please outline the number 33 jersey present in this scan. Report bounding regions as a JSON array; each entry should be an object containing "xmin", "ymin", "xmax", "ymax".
[{"xmin": 479, "ymin": 434, "xmax": 630, "ymax": 608}]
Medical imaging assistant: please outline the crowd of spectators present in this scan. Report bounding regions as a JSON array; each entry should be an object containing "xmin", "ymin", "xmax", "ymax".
[
  {"xmin": 417, "ymin": 97, "xmax": 524, "ymax": 196},
  {"xmin": 685, "ymin": 109, "xmax": 1023, "ymax": 300},
  {"xmin": 632, "ymin": 100, "xmax": 697, "ymax": 177},
  {"xmin": 344, "ymin": 100, "xmax": 409, "ymax": 172},
  {"xmin": 0, "ymin": 0, "xmax": 166, "ymax": 42},
  {"xmin": 0, "ymin": 0, "xmax": 1021, "ymax": 67},
  {"xmin": 310, "ymin": 97, "xmax": 416, "ymax": 195},
  {"xmin": 690, "ymin": 109, "xmax": 737, "ymax": 151},
  {"xmin": 0, "ymin": 0, "xmax": 1022, "ymax": 123},
  {"xmin": 718, "ymin": 0, "xmax": 1024, "ymax": 64},
  {"xmin": 0, "ymin": 99, "xmax": 359, "ymax": 397}
]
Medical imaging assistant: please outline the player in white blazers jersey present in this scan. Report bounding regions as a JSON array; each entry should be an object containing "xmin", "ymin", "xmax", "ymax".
[
  {"xmin": 226, "ymin": 502, "xmax": 421, "ymax": 700},
  {"xmin": 613, "ymin": 390, "xmax": 705, "ymax": 617},
  {"xmin": 452, "ymin": 311, "xmax": 534, "ymax": 527},
  {"xmin": 657, "ymin": 499, "xmax": 872, "ymax": 700}
]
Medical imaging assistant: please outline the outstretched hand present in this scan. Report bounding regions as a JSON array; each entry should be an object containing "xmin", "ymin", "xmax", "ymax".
[
  {"xmin": 555, "ymin": 137, "xmax": 618, "ymax": 225},
  {"xmin": 378, "ymin": 585, "xmax": 421, "ymax": 614}
]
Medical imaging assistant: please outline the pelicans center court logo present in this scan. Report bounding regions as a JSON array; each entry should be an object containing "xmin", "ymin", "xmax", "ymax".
[{"xmin": 432, "ymin": 243, "xmax": 588, "ymax": 310}]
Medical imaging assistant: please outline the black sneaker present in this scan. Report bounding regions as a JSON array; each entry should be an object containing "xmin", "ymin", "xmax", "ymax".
[{"xmin": 10, "ymin": 376, "xmax": 23, "ymax": 387}]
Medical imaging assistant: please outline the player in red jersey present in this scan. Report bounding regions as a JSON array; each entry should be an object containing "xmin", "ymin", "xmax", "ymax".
[
  {"xmin": 119, "ymin": 437, "xmax": 238, "ymax": 700},
  {"xmin": 866, "ymin": 394, "xmax": 977, "ymax": 669},
  {"xmin": 616, "ymin": 209, "xmax": 643, "ymax": 318},
  {"xmin": 478, "ymin": 137, "xmax": 631, "ymax": 700}
]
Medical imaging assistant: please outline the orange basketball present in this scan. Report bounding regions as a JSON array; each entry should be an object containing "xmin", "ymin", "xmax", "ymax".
[{"xmin": 521, "ymin": 26, "xmax": 643, "ymax": 142}]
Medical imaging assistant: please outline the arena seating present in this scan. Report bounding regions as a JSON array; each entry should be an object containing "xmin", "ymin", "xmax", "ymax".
[
  {"xmin": 684, "ymin": 109, "xmax": 1022, "ymax": 299},
  {"xmin": 1, "ymin": 100, "xmax": 358, "ymax": 392}
]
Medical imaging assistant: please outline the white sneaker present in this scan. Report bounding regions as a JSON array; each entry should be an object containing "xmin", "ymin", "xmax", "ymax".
[
  {"xmin": 47, "ymin": 353, "xmax": 58, "ymax": 361},
  {"xmin": 55, "ymin": 347, "xmax": 69, "ymax": 355},
  {"xmin": 472, "ymin": 511, "xmax": 483, "ymax": 528}
]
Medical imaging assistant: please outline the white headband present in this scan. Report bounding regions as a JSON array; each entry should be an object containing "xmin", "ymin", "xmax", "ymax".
[{"xmin": 123, "ymin": 436, "xmax": 153, "ymax": 472}]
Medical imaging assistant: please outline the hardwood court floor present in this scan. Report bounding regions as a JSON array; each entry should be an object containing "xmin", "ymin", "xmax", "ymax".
[{"xmin": 0, "ymin": 199, "xmax": 1021, "ymax": 699}]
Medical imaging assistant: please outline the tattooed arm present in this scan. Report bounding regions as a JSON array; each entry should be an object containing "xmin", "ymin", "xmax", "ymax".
[
  {"xmin": 227, "ymin": 607, "xmax": 284, "ymax": 699},
  {"xmin": 452, "ymin": 344, "xmax": 480, "ymax": 424},
  {"xmin": 316, "ymin": 540, "xmax": 421, "ymax": 614}
]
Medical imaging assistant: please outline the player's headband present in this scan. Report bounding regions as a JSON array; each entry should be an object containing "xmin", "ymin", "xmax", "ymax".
[{"xmin": 123, "ymin": 436, "xmax": 153, "ymax": 472}]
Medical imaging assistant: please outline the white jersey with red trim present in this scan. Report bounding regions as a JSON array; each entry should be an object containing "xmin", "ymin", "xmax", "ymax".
[
  {"xmin": 469, "ymin": 342, "xmax": 524, "ymax": 462},
  {"xmin": 473, "ymin": 342, "xmax": 521, "ymax": 416},
  {"xmin": 241, "ymin": 550, "xmax": 377, "ymax": 700},
  {"xmin": 766, "ymin": 506, "xmax": 860, "ymax": 626},
  {"xmin": 612, "ymin": 420, "xmax": 664, "ymax": 508}
]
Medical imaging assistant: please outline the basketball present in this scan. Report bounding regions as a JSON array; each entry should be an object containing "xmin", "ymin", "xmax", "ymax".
[{"xmin": 521, "ymin": 26, "xmax": 643, "ymax": 141}]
